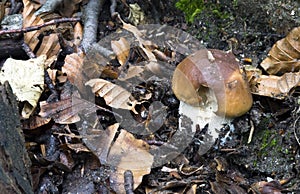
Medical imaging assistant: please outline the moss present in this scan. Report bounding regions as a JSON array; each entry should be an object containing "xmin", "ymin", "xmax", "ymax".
[
  {"xmin": 175, "ymin": 0, "xmax": 232, "ymax": 23},
  {"xmin": 175, "ymin": 0, "xmax": 205, "ymax": 23}
]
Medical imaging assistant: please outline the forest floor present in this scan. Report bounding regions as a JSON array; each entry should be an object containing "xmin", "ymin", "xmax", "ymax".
[{"xmin": 0, "ymin": 0, "xmax": 300, "ymax": 193}]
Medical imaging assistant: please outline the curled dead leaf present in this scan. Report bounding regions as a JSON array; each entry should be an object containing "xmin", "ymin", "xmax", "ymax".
[
  {"xmin": 261, "ymin": 26, "xmax": 300, "ymax": 75},
  {"xmin": 107, "ymin": 129, "xmax": 153, "ymax": 193},
  {"xmin": 85, "ymin": 78, "xmax": 138, "ymax": 114},
  {"xmin": 246, "ymin": 65, "xmax": 300, "ymax": 99}
]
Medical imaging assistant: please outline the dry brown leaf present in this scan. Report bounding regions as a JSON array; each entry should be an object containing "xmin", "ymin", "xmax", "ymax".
[
  {"xmin": 250, "ymin": 72, "xmax": 300, "ymax": 99},
  {"xmin": 80, "ymin": 123, "xmax": 119, "ymax": 164},
  {"xmin": 39, "ymin": 88, "xmax": 98, "ymax": 124},
  {"xmin": 85, "ymin": 78, "xmax": 138, "ymax": 113},
  {"xmin": 111, "ymin": 37, "xmax": 130, "ymax": 66},
  {"xmin": 119, "ymin": 16, "xmax": 157, "ymax": 62},
  {"xmin": 83, "ymin": 45, "xmax": 118, "ymax": 79},
  {"xmin": 73, "ymin": 21, "xmax": 83, "ymax": 46},
  {"xmin": 107, "ymin": 129, "xmax": 153, "ymax": 193},
  {"xmin": 39, "ymin": 98, "xmax": 80, "ymax": 124},
  {"xmin": 62, "ymin": 51, "xmax": 89, "ymax": 94},
  {"xmin": 22, "ymin": 0, "xmax": 74, "ymax": 58},
  {"xmin": 36, "ymin": 33, "xmax": 60, "ymax": 57},
  {"xmin": 261, "ymin": 26, "xmax": 300, "ymax": 75},
  {"xmin": 21, "ymin": 116, "xmax": 51, "ymax": 130}
]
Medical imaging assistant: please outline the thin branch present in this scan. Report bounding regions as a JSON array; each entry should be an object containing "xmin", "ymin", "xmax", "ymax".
[
  {"xmin": 0, "ymin": 17, "xmax": 80, "ymax": 36},
  {"xmin": 35, "ymin": 0, "xmax": 63, "ymax": 16},
  {"xmin": 21, "ymin": 42, "xmax": 36, "ymax": 58},
  {"xmin": 81, "ymin": 0, "xmax": 104, "ymax": 52},
  {"xmin": 110, "ymin": 0, "xmax": 117, "ymax": 18}
]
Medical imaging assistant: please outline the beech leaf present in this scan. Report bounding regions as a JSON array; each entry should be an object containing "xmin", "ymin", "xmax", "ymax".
[{"xmin": 85, "ymin": 78, "xmax": 138, "ymax": 113}]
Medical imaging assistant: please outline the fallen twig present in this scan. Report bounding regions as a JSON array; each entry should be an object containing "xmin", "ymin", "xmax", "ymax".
[
  {"xmin": 110, "ymin": 0, "xmax": 117, "ymax": 18},
  {"xmin": 81, "ymin": 0, "xmax": 104, "ymax": 52},
  {"xmin": 21, "ymin": 42, "xmax": 36, "ymax": 58},
  {"xmin": 0, "ymin": 17, "xmax": 80, "ymax": 36}
]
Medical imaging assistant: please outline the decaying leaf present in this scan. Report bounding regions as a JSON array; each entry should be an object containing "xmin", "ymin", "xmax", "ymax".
[
  {"xmin": 85, "ymin": 78, "xmax": 138, "ymax": 113},
  {"xmin": 251, "ymin": 73, "xmax": 300, "ymax": 99},
  {"xmin": 127, "ymin": 3, "xmax": 146, "ymax": 26},
  {"xmin": 39, "ymin": 98, "xmax": 81, "ymax": 124},
  {"xmin": 79, "ymin": 123, "xmax": 153, "ymax": 193},
  {"xmin": 246, "ymin": 65, "xmax": 300, "ymax": 99},
  {"xmin": 260, "ymin": 26, "xmax": 300, "ymax": 75},
  {"xmin": 21, "ymin": 116, "xmax": 51, "ymax": 130},
  {"xmin": 80, "ymin": 123, "xmax": 119, "ymax": 164},
  {"xmin": 119, "ymin": 16, "xmax": 157, "ymax": 62},
  {"xmin": 111, "ymin": 37, "xmax": 130, "ymax": 66},
  {"xmin": 107, "ymin": 128, "xmax": 153, "ymax": 193},
  {"xmin": 39, "ymin": 90, "xmax": 99, "ymax": 124},
  {"xmin": 0, "ymin": 55, "xmax": 46, "ymax": 118},
  {"xmin": 22, "ymin": 0, "xmax": 74, "ymax": 58},
  {"xmin": 62, "ymin": 51, "xmax": 89, "ymax": 94}
]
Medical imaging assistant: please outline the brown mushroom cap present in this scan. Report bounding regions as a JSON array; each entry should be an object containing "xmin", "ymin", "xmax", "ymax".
[{"xmin": 172, "ymin": 49, "xmax": 253, "ymax": 118}]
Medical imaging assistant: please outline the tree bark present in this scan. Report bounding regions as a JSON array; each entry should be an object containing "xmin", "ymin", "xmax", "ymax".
[{"xmin": 0, "ymin": 82, "xmax": 33, "ymax": 194}]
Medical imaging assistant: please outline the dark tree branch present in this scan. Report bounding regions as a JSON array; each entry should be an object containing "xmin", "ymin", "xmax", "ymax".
[{"xmin": 0, "ymin": 17, "xmax": 80, "ymax": 36}]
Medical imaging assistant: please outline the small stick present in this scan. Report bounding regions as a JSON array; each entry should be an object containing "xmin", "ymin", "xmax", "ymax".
[
  {"xmin": 247, "ymin": 120, "xmax": 255, "ymax": 144},
  {"xmin": 110, "ymin": 0, "xmax": 117, "ymax": 18},
  {"xmin": 0, "ymin": 17, "xmax": 80, "ymax": 36},
  {"xmin": 124, "ymin": 170, "xmax": 134, "ymax": 194},
  {"xmin": 21, "ymin": 42, "xmax": 36, "ymax": 59}
]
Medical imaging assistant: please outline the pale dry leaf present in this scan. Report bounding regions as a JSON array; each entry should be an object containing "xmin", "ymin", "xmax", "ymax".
[
  {"xmin": 73, "ymin": 21, "xmax": 83, "ymax": 46},
  {"xmin": 85, "ymin": 78, "xmax": 138, "ymax": 113},
  {"xmin": 107, "ymin": 129, "xmax": 153, "ymax": 193},
  {"xmin": 111, "ymin": 37, "xmax": 130, "ymax": 66},
  {"xmin": 249, "ymin": 72, "xmax": 300, "ymax": 99},
  {"xmin": 127, "ymin": 3, "xmax": 145, "ymax": 26},
  {"xmin": 46, "ymin": 69, "xmax": 57, "ymax": 85},
  {"xmin": 261, "ymin": 26, "xmax": 300, "ymax": 75},
  {"xmin": 0, "ymin": 55, "xmax": 46, "ymax": 118}
]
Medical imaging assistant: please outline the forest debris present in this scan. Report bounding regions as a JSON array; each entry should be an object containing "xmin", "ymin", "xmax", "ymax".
[
  {"xmin": 81, "ymin": 123, "xmax": 119, "ymax": 164},
  {"xmin": 250, "ymin": 180, "xmax": 283, "ymax": 194},
  {"xmin": 0, "ymin": 55, "xmax": 46, "ymax": 118},
  {"xmin": 39, "ymin": 98, "xmax": 81, "ymax": 124},
  {"xmin": 62, "ymin": 51, "xmax": 89, "ymax": 94},
  {"xmin": 260, "ymin": 26, "xmax": 300, "ymax": 75},
  {"xmin": 35, "ymin": 0, "xmax": 82, "ymax": 17},
  {"xmin": 246, "ymin": 65, "xmax": 300, "ymax": 99},
  {"xmin": 119, "ymin": 16, "xmax": 157, "ymax": 62},
  {"xmin": 0, "ymin": 82, "xmax": 34, "ymax": 194},
  {"xmin": 111, "ymin": 37, "xmax": 130, "ymax": 66},
  {"xmin": 107, "ymin": 128, "xmax": 153, "ymax": 193},
  {"xmin": 21, "ymin": 116, "xmax": 51, "ymax": 130},
  {"xmin": 22, "ymin": 0, "xmax": 76, "ymax": 58},
  {"xmin": 127, "ymin": 3, "xmax": 145, "ymax": 26},
  {"xmin": 81, "ymin": 0, "xmax": 105, "ymax": 52},
  {"xmin": 85, "ymin": 78, "xmax": 138, "ymax": 114}
]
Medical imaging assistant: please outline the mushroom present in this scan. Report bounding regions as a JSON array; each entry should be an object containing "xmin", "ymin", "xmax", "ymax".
[{"xmin": 172, "ymin": 49, "xmax": 253, "ymax": 118}]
